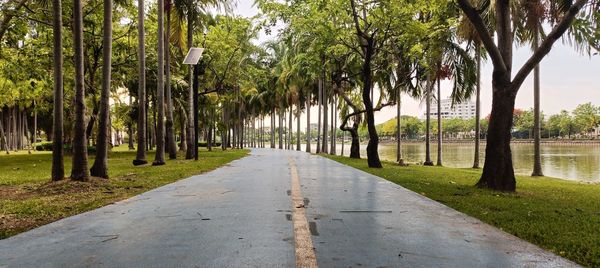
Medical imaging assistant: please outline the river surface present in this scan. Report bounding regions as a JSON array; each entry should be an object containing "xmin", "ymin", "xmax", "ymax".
[{"xmin": 301, "ymin": 142, "xmax": 600, "ymax": 182}]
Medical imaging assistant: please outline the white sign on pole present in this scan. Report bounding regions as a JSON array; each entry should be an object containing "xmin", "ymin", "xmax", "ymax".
[{"xmin": 183, "ymin": 48, "xmax": 205, "ymax": 65}]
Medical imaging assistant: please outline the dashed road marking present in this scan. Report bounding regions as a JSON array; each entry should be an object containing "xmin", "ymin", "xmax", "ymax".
[{"xmin": 288, "ymin": 157, "xmax": 318, "ymax": 268}]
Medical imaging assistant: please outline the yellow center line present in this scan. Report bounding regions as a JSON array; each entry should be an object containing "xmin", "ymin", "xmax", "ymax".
[{"xmin": 288, "ymin": 157, "xmax": 318, "ymax": 268}]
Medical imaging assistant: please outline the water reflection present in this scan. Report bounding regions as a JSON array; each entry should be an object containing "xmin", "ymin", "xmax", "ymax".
[{"xmin": 301, "ymin": 142, "xmax": 600, "ymax": 182}]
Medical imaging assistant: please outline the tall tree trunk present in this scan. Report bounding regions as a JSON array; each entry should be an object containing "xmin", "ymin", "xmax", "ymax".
[
  {"xmin": 90, "ymin": 0, "xmax": 113, "ymax": 179},
  {"xmin": 23, "ymin": 111, "xmax": 30, "ymax": 153},
  {"xmin": 321, "ymin": 76, "xmax": 328, "ymax": 154},
  {"xmin": 165, "ymin": 7, "xmax": 177, "ymax": 160},
  {"xmin": 316, "ymin": 77, "xmax": 322, "ymax": 153},
  {"xmin": 296, "ymin": 105, "xmax": 301, "ymax": 151},
  {"xmin": 251, "ymin": 117, "xmax": 255, "ymax": 148},
  {"xmin": 33, "ymin": 103, "xmax": 37, "ymax": 151},
  {"xmin": 7, "ymin": 108, "xmax": 12, "ymax": 151},
  {"xmin": 531, "ymin": 29, "xmax": 543, "ymax": 176},
  {"xmin": 305, "ymin": 93, "xmax": 311, "ymax": 152},
  {"xmin": 341, "ymin": 131, "xmax": 345, "ymax": 156},
  {"xmin": 424, "ymin": 77, "xmax": 433, "ymax": 166},
  {"xmin": 179, "ymin": 105, "xmax": 187, "ymax": 152},
  {"xmin": 6, "ymin": 108, "xmax": 10, "ymax": 150},
  {"xmin": 153, "ymin": 0, "xmax": 166, "ymax": 166},
  {"xmin": 0, "ymin": 112, "xmax": 8, "ymax": 154},
  {"xmin": 21, "ymin": 110, "xmax": 25, "ymax": 151},
  {"xmin": 477, "ymin": 86, "xmax": 517, "ymax": 191},
  {"xmin": 240, "ymin": 118, "xmax": 244, "ymax": 149},
  {"xmin": 270, "ymin": 109, "xmax": 275, "ymax": 148},
  {"xmin": 436, "ymin": 75, "xmax": 443, "ymax": 166},
  {"xmin": 221, "ymin": 109, "xmax": 226, "ymax": 150},
  {"xmin": 85, "ymin": 106, "xmax": 98, "ymax": 143},
  {"xmin": 278, "ymin": 109, "xmax": 283, "ymax": 149},
  {"xmin": 207, "ymin": 110, "xmax": 213, "ymax": 151},
  {"xmin": 334, "ymin": 96, "xmax": 338, "ymax": 154},
  {"xmin": 231, "ymin": 119, "xmax": 236, "ymax": 149},
  {"xmin": 473, "ymin": 44, "xmax": 481, "ymax": 168},
  {"xmin": 128, "ymin": 94, "xmax": 134, "ymax": 150},
  {"xmin": 288, "ymin": 107, "xmax": 292, "ymax": 150},
  {"xmin": 150, "ymin": 92, "xmax": 156, "ymax": 150},
  {"xmin": 12, "ymin": 107, "xmax": 17, "ymax": 151},
  {"xmin": 133, "ymin": 0, "xmax": 147, "ymax": 166},
  {"xmin": 361, "ymin": 40, "xmax": 381, "ymax": 168},
  {"xmin": 330, "ymin": 93, "xmax": 335, "ymax": 155},
  {"xmin": 396, "ymin": 89, "xmax": 404, "ymax": 165},
  {"xmin": 348, "ymin": 120, "xmax": 360, "ymax": 159},
  {"xmin": 213, "ymin": 112, "xmax": 217, "ymax": 147},
  {"xmin": 70, "ymin": 0, "xmax": 90, "ymax": 181},
  {"xmin": 227, "ymin": 125, "xmax": 231, "ymax": 148},
  {"xmin": 16, "ymin": 109, "xmax": 21, "ymax": 150},
  {"xmin": 185, "ymin": 12, "xmax": 194, "ymax": 159}
]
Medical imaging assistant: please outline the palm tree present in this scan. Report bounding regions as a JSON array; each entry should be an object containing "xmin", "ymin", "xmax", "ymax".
[
  {"xmin": 153, "ymin": 0, "xmax": 166, "ymax": 166},
  {"xmin": 390, "ymin": 54, "xmax": 417, "ymax": 166},
  {"xmin": 305, "ymin": 89, "xmax": 311, "ymax": 152},
  {"xmin": 390, "ymin": 53, "xmax": 419, "ymax": 166},
  {"xmin": 288, "ymin": 107, "xmax": 292, "ymax": 149},
  {"xmin": 171, "ymin": 0, "xmax": 232, "ymax": 159},
  {"xmin": 51, "ymin": 0, "xmax": 64, "ymax": 181},
  {"xmin": 133, "ymin": 0, "xmax": 148, "ymax": 166},
  {"xmin": 70, "ymin": 0, "xmax": 89, "ymax": 181},
  {"xmin": 329, "ymin": 92, "xmax": 336, "ymax": 155},
  {"xmin": 531, "ymin": 28, "xmax": 543, "ymax": 176},
  {"xmin": 184, "ymin": 7, "xmax": 195, "ymax": 158},
  {"xmin": 425, "ymin": 35, "xmax": 477, "ymax": 168},
  {"xmin": 395, "ymin": 88, "xmax": 403, "ymax": 164},
  {"xmin": 436, "ymin": 73, "xmax": 443, "ymax": 166},
  {"xmin": 457, "ymin": 12, "xmax": 488, "ymax": 169},
  {"xmin": 128, "ymin": 93, "xmax": 135, "ymax": 150},
  {"xmin": 296, "ymin": 99, "xmax": 301, "ymax": 151},
  {"xmin": 423, "ymin": 74, "xmax": 434, "ymax": 166},
  {"xmin": 321, "ymin": 69, "xmax": 328, "ymax": 154},
  {"xmin": 278, "ymin": 105, "xmax": 283, "ymax": 149},
  {"xmin": 457, "ymin": 0, "xmax": 586, "ymax": 191},
  {"xmin": 473, "ymin": 44, "xmax": 482, "ymax": 168},
  {"xmin": 522, "ymin": 0, "xmax": 545, "ymax": 176},
  {"xmin": 316, "ymin": 75, "xmax": 322, "ymax": 153},
  {"xmin": 90, "ymin": 0, "xmax": 113, "ymax": 178},
  {"xmin": 165, "ymin": 0, "xmax": 177, "ymax": 160}
]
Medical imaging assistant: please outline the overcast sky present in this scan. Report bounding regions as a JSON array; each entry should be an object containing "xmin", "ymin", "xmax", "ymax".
[{"xmin": 230, "ymin": 1, "xmax": 600, "ymax": 125}]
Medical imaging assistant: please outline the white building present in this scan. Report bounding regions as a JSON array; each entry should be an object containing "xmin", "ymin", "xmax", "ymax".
[{"xmin": 426, "ymin": 98, "xmax": 476, "ymax": 120}]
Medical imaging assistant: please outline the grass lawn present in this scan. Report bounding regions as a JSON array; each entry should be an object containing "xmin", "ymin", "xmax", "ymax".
[
  {"xmin": 324, "ymin": 155, "xmax": 600, "ymax": 267},
  {"xmin": 0, "ymin": 147, "xmax": 249, "ymax": 239}
]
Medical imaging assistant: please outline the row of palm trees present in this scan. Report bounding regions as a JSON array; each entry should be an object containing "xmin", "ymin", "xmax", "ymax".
[
  {"xmin": 50, "ymin": 0, "xmax": 231, "ymax": 181},
  {"xmin": 256, "ymin": 0, "xmax": 597, "ymax": 192},
  {"xmin": 41, "ymin": 0, "xmax": 594, "ymax": 192}
]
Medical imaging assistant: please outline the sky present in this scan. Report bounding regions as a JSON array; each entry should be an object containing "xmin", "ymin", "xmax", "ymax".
[{"xmin": 230, "ymin": 1, "xmax": 600, "ymax": 125}]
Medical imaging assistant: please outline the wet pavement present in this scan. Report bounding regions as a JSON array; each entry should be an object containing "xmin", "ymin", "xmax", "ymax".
[{"xmin": 0, "ymin": 148, "xmax": 578, "ymax": 267}]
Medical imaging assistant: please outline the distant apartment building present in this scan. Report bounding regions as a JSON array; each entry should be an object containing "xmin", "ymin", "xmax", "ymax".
[{"xmin": 425, "ymin": 98, "xmax": 476, "ymax": 120}]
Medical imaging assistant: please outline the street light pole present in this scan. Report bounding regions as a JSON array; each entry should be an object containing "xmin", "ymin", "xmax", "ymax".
[
  {"xmin": 193, "ymin": 64, "xmax": 199, "ymax": 160},
  {"xmin": 182, "ymin": 47, "xmax": 204, "ymax": 161}
]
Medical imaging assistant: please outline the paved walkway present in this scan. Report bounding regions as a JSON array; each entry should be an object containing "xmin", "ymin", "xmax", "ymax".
[{"xmin": 0, "ymin": 149, "xmax": 577, "ymax": 267}]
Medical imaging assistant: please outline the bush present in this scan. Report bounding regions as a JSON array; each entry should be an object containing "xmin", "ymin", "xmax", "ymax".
[
  {"xmin": 35, "ymin": 142, "xmax": 53, "ymax": 151},
  {"xmin": 35, "ymin": 142, "xmax": 96, "ymax": 154},
  {"xmin": 177, "ymin": 142, "xmax": 222, "ymax": 148}
]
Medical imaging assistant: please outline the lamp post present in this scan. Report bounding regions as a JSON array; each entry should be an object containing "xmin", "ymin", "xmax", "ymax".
[{"xmin": 183, "ymin": 47, "xmax": 204, "ymax": 160}]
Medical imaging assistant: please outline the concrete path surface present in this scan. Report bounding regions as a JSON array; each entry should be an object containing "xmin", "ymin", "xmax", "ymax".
[{"xmin": 0, "ymin": 148, "xmax": 578, "ymax": 267}]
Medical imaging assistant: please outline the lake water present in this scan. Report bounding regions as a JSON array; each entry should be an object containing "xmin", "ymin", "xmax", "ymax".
[{"xmin": 301, "ymin": 142, "xmax": 600, "ymax": 182}]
